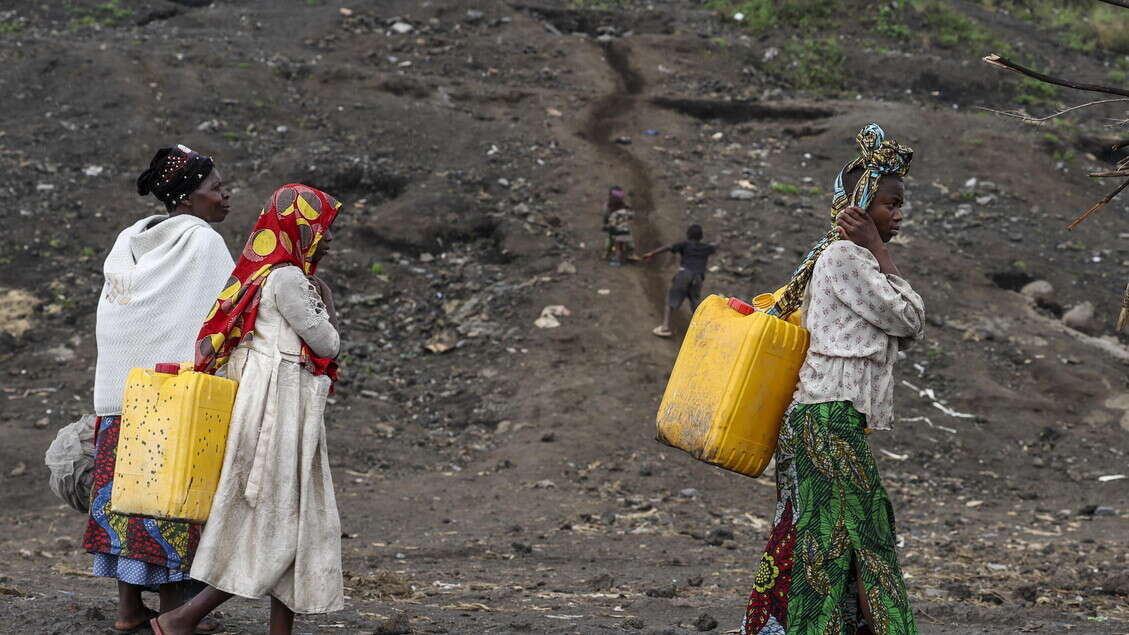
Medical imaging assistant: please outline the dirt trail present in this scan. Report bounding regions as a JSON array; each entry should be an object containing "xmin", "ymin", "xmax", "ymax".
[{"xmin": 582, "ymin": 40, "xmax": 677, "ymax": 325}]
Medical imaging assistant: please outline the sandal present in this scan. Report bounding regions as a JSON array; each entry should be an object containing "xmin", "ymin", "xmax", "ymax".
[
  {"xmin": 652, "ymin": 326, "xmax": 673, "ymax": 338},
  {"xmin": 148, "ymin": 614, "xmax": 223, "ymax": 635},
  {"xmin": 112, "ymin": 607, "xmax": 159, "ymax": 633}
]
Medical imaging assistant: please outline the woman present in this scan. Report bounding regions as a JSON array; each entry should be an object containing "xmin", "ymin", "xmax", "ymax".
[
  {"xmin": 83, "ymin": 145, "xmax": 233, "ymax": 633},
  {"xmin": 153, "ymin": 184, "xmax": 344, "ymax": 635},
  {"xmin": 741, "ymin": 124, "xmax": 923, "ymax": 635}
]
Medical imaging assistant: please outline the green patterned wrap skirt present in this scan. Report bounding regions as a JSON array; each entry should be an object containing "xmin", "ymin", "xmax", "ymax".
[{"xmin": 741, "ymin": 401, "xmax": 918, "ymax": 635}]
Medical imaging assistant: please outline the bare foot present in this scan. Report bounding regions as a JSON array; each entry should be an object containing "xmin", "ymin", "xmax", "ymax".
[{"xmin": 113, "ymin": 606, "xmax": 157, "ymax": 633}]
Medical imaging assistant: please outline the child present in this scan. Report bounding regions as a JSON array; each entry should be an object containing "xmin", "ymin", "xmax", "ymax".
[
  {"xmin": 602, "ymin": 186, "xmax": 636, "ymax": 265},
  {"xmin": 643, "ymin": 224, "xmax": 717, "ymax": 337}
]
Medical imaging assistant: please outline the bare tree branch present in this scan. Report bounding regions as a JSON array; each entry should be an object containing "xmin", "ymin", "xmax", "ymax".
[
  {"xmin": 977, "ymin": 98, "xmax": 1129, "ymax": 123},
  {"xmin": 983, "ymin": 54, "xmax": 1129, "ymax": 98},
  {"xmin": 1090, "ymin": 170, "xmax": 1129, "ymax": 178},
  {"xmin": 1066, "ymin": 178, "xmax": 1129, "ymax": 230},
  {"xmin": 1096, "ymin": 0, "xmax": 1129, "ymax": 9}
]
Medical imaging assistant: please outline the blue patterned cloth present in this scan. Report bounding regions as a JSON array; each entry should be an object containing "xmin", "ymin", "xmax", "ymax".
[{"xmin": 93, "ymin": 552, "xmax": 190, "ymax": 586}]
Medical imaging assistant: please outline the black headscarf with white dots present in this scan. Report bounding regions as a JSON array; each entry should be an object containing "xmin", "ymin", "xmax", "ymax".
[{"xmin": 136, "ymin": 144, "xmax": 214, "ymax": 210}]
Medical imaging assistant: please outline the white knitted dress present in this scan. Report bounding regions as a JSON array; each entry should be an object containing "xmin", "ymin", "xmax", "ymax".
[{"xmin": 190, "ymin": 266, "xmax": 343, "ymax": 614}]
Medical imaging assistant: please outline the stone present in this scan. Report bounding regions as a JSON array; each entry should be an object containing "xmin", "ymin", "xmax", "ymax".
[
  {"xmin": 586, "ymin": 572, "xmax": 614, "ymax": 591},
  {"xmin": 705, "ymin": 526, "xmax": 734, "ymax": 546},
  {"xmin": 693, "ymin": 613, "xmax": 718, "ymax": 631},
  {"xmin": 679, "ymin": 487, "xmax": 699, "ymax": 498},
  {"xmin": 1062, "ymin": 301, "xmax": 1094, "ymax": 331},
  {"xmin": 557, "ymin": 261, "xmax": 577, "ymax": 275},
  {"xmin": 372, "ymin": 613, "xmax": 411, "ymax": 635},
  {"xmin": 1079, "ymin": 505, "xmax": 1117, "ymax": 517},
  {"xmin": 729, "ymin": 189, "xmax": 756, "ymax": 200},
  {"xmin": 622, "ymin": 617, "xmax": 645, "ymax": 629},
  {"xmin": 1020, "ymin": 280, "xmax": 1053, "ymax": 302},
  {"xmin": 390, "ymin": 22, "xmax": 413, "ymax": 34}
]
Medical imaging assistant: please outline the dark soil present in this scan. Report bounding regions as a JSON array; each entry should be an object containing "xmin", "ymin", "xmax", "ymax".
[{"xmin": 1, "ymin": 1, "xmax": 1128, "ymax": 633}]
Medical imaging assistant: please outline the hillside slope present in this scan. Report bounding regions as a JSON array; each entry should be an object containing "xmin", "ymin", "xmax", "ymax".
[{"xmin": 1, "ymin": 1, "xmax": 1127, "ymax": 633}]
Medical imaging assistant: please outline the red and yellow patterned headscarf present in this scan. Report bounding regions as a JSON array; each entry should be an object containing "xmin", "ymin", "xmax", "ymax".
[{"xmin": 195, "ymin": 184, "xmax": 342, "ymax": 380}]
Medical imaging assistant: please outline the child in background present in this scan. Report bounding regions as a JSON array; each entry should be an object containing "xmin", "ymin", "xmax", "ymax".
[
  {"xmin": 602, "ymin": 186, "xmax": 636, "ymax": 265},
  {"xmin": 643, "ymin": 224, "xmax": 717, "ymax": 337}
]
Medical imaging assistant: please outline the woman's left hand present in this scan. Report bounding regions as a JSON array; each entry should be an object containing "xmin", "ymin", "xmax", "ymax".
[{"xmin": 308, "ymin": 275, "xmax": 338, "ymax": 328}]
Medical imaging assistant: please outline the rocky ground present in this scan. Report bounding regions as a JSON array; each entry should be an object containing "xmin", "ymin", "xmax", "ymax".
[{"xmin": 2, "ymin": 1, "xmax": 1129, "ymax": 633}]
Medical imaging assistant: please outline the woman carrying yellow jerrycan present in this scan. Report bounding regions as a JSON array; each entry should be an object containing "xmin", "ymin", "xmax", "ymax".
[
  {"xmin": 153, "ymin": 184, "xmax": 345, "ymax": 635},
  {"xmin": 740, "ymin": 124, "xmax": 925, "ymax": 635},
  {"xmin": 83, "ymin": 145, "xmax": 232, "ymax": 634}
]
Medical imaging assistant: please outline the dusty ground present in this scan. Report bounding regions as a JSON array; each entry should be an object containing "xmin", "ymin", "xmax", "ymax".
[{"xmin": 1, "ymin": 1, "xmax": 1129, "ymax": 633}]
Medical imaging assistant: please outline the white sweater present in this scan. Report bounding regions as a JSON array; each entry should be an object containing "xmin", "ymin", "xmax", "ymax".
[{"xmin": 93, "ymin": 214, "xmax": 234, "ymax": 415}]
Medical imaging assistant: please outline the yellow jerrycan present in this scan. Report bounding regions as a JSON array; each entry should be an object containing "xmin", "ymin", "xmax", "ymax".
[
  {"xmin": 655, "ymin": 292, "xmax": 809, "ymax": 477},
  {"xmin": 112, "ymin": 363, "xmax": 237, "ymax": 523}
]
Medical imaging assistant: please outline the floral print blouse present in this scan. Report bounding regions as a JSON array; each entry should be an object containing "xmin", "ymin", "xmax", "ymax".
[{"xmin": 792, "ymin": 240, "xmax": 925, "ymax": 430}]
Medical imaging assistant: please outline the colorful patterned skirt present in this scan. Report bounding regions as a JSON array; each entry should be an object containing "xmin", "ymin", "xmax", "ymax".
[
  {"xmin": 82, "ymin": 416, "xmax": 200, "ymax": 582},
  {"xmin": 741, "ymin": 402, "xmax": 918, "ymax": 635}
]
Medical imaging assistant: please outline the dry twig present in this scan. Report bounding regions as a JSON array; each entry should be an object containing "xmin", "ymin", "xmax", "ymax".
[
  {"xmin": 1066, "ymin": 178, "xmax": 1129, "ymax": 230},
  {"xmin": 982, "ymin": 55, "xmax": 1129, "ymax": 98},
  {"xmin": 977, "ymin": 98, "xmax": 1129, "ymax": 123}
]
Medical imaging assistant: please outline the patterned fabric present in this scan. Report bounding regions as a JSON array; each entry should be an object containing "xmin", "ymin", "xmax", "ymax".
[
  {"xmin": 135, "ymin": 144, "xmax": 214, "ymax": 209},
  {"xmin": 83, "ymin": 416, "xmax": 200, "ymax": 572},
  {"xmin": 771, "ymin": 124, "xmax": 914, "ymax": 321},
  {"xmin": 195, "ymin": 184, "xmax": 342, "ymax": 381},
  {"xmin": 741, "ymin": 402, "xmax": 918, "ymax": 635},
  {"xmin": 93, "ymin": 552, "xmax": 190, "ymax": 586},
  {"xmin": 607, "ymin": 208, "xmax": 634, "ymax": 238},
  {"xmin": 792, "ymin": 242, "xmax": 924, "ymax": 430}
]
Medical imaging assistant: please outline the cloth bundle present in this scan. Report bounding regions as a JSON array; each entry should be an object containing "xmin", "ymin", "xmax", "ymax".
[{"xmin": 44, "ymin": 414, "xmax": 97, "ymax": 513}]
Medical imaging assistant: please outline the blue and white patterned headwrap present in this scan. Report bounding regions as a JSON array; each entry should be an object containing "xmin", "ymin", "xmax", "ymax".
[{"xmin": 770, "ymin": 124, "xmax": 914, "ymax": 319}]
